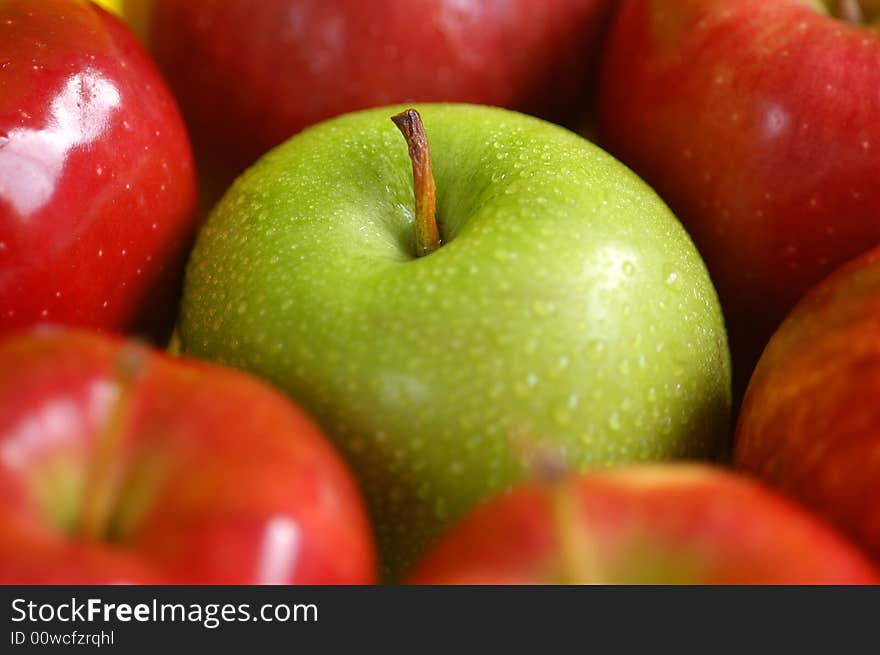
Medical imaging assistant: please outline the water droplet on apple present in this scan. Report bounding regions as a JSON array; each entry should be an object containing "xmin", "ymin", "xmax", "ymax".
[
  {"xmin": 532, "ymin": 300, "xmax": 556, "ymax": 317},
  {"xmin": 552, "ymin": 401, "xmax": 572, "ymax": 426},
  {"xmin": 658, "ymin": 262, "xmax": 678, "ymax": 286},
  {"xmin": 608, "ymin": 412, "xmax": 622, "ymax": 431},
  {"xmin": 622, "ymin": 261, "xmax": 635, "ymax": 276}
]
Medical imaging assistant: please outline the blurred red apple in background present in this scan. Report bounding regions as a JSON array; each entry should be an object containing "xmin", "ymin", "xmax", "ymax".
[
  {"xmin": 408, "ymin": 465, "xmax": 878, "ymax": 584},
  {"xmin": 736, "ymin": 245, "xmax": 880, "ymax": 567},
  {"xmin": 0, "ymin": 329, "xmax": 376, "ymax": 584},
  {"xmin": 150, "ymin": 0, "xmax": 618, "ymax": 182},
  {"xmin": 0, "ymin": 0, "xmax": 197, "ymax": 339},
  {"xmin": 598, "ymin": 0, "xmax": 880, "ymax": 395}
]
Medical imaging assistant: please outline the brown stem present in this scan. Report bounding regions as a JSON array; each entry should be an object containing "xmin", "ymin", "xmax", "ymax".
[
  {"xmin": 391, "ymin": 109, "xmax": 441, "ymax": 257},
  {"xmin": 75, "ymin": 345, "xmax": 146, "ymax": 541},
  {"xmin": 548, "ymin": 477, "xmax": 601, "ymax": 585},
  {"xmin": 506, "ymin": 432, "xmax": 602, "ymax": 583},
  {"xmin": 838, "ymin": 0, "xmax": 865, "ymax": 22}
]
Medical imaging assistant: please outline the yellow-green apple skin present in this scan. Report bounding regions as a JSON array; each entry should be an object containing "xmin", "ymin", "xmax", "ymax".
[
  {"xmin": 178, "ymin": 104, "xmax": 731, "ymax": 577},
  {"xmin": 92, "ymin": 0, "xmax": 151, "ymax": 41}
]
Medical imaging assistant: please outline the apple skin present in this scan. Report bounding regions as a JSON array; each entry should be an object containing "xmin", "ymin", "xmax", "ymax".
[
  {"xmin": 0, "ymin": 0, "xmax": 197, "ymax": 338},
  {"xmin": 149, "ymin": 0, "xmax": 618, "ymax": 178},
  {"xmin": 178, "ymin": 103, "xmax": 732, "ymax": 578},
  {"xmin": 597, "ymin": 0, "xmax": 880, "ymax": 395},
  {"xmin": 735, "ymin": 245, "xmax": 880, "ymax": 567},
  {"xmin": 407, "ymin": 465, "xmax": 879, "ymax": 584},
  {"xmin": 91, "ymin": 0, "xmax": 153, "ymax": 42},
  {"xmin": 0, "ymin": 329, "xmax": 376, "ymax": 584}
]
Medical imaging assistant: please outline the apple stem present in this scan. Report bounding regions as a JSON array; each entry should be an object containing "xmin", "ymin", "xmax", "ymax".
[
  {"xmin": 391, "ymin": 109, "xmax": 441, "ymax": 257},
  {"xmin": 548, "ymin": 477, "xmax": 601, "ymax": 585},
  {"xmin": 75, "ymin": 346, "xmax": 146, "ymax": 541},
  {"xmin": 837, "ymin": 0, "xmax": 865, "ymax": 22}
]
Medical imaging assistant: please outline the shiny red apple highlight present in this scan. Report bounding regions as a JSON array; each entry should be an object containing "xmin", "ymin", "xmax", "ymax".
[{"xmin": 0, "ymin": 0, "xmax": 197, "ymax": 337}]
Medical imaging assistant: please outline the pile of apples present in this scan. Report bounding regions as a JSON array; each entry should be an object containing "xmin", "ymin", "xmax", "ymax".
[{"xmin": 1, "ymin": 0, "xmax": 879, "ymax": 585}]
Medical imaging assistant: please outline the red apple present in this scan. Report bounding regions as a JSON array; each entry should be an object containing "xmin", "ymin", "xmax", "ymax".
[
  {"xmin": 408, "ymin": 465, "xmax": 878, "ymax": 584},
  {"xmin": 0, "ymin": 0, "xmax": 197, "ymax": 339},
  {"xmin": 0, "ymin": 329, "xmax": 376, "ymax": 584},
  {"xmin": 149, "ymin": 0, "xmax": 618, "ymax": 180},
  {"xmin": 597, "ymin": 0, "xmax": 880, "ymax": 394},
  {"xmin": 735, "ymin": 245, "xmax": 880, "ymax": 567}
]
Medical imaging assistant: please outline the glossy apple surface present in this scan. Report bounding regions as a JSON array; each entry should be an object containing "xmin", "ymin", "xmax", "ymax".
[
  {"xmin": 0, "ymin": 329, "xmax": 376, "ymax": 584},
  {"xmin": 0, "ymin": 0, "xmax": 196, "ymax": 338},
  {"xmin": 150, "ymin": 0, "xmax": 618, "ymax": 178},
  {"xmin": 735, "ymin": 245, "xmax": 880, "ymax": 566},
  {"xmin": 408, "ymin": 465, "xmax": 879, "ymax": 584},
  {"xmin": 178, "ymin": 103, "xmax": 731, "ymax": 578},
  {"xmin": 598, "ymin": 0, "xmax": 880, "ymax": 394}
]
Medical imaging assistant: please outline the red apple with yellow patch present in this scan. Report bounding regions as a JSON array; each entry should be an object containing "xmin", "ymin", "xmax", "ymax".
[
  {"xmin": 0, "ymin": 329, "xmax": 376, "ymax": 584},
  {"xmin": 408, "ymin": 465, "xmax": 878, "ymax": 584},
  {"xmin": 736, "ymin": 244, "xmax": 880, "ymax": 567}
]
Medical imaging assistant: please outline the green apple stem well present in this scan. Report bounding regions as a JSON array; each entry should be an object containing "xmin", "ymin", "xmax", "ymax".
[
  {"xmin": 391, "ymin": 109, "xmax": 441, "ymax": 257},
  {"xmin": 75, "ymin": 347, "xmax": 145, "ymax": 541}
]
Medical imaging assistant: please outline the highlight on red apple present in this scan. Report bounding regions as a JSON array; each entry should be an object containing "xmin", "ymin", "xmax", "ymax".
[{"xmin": 0, "ymin": 0, "xmax": 198, "ymax": 339}]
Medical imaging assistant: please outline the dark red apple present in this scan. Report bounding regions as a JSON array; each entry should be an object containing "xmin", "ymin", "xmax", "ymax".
[
  {"xmin": 598, "ymin": 0, "xmax": 880, "ymax": 394},
  {"xmin": 150, "ymin": 0, "xmax": 618, "ymax": 180},
  {"xmin": 0, "ymin": 0, "xmax": 197, "ymax": 338},
  {"xmin": 408, "ymin": 465, "xmax": 879, "ymax": 584},
  {"xmin": 735, "ymin": 245, "xmax": 880, "ymax": 567},
  {"xmin": 0, "ymin": 329, "xmax": 376, "ymax": 584}
]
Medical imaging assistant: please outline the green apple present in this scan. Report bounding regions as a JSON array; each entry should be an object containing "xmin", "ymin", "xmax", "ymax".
[{"xmin": 178, "ymin": 104, "xmax": 731, "ymax": 578}]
